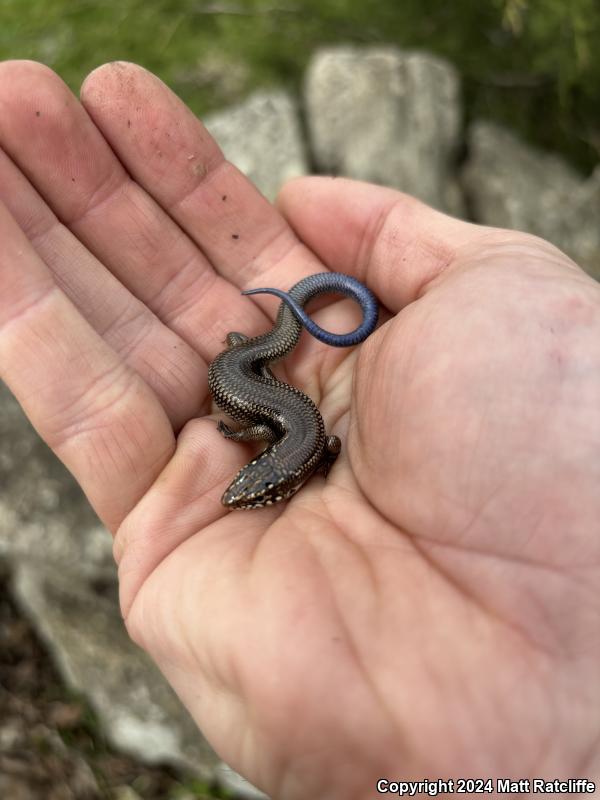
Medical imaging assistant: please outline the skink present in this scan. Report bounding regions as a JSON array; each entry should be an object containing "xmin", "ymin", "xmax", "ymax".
[{"xmin": 208, "ymin": 272, "xmax": 378, "ymax": 509}]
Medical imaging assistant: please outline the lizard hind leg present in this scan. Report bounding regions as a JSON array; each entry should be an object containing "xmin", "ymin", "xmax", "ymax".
[
  {"xmin": 217, "ymin": 420, "xmax": 279, "ymax": 443},
  {"xmin": 226, "ymin": 332, "xmax": 249, "ymax": 348},
  {"xmin": 318, "ymin": 434, "xmax": 341, "ymax": 476}
]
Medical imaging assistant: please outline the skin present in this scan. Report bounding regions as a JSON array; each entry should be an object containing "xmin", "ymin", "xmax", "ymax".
[{"xmin": 0, "ymin": 60, "xmax": 598, "ymax": 800}]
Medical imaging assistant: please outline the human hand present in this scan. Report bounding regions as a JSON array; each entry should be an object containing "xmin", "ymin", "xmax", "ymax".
[{"xmin": 0, "ymin": 61, "xmax": 598, "ymax": 799}]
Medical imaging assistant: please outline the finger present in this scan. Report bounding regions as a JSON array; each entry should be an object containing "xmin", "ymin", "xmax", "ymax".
[
  {"xmin": 0, "ymin": 200, "xmax": 174, "ymax": 532},
  {"xmin": 0, "ymin": 146, "xmax": 206, "ymax": 429},
  {"xmin": 0, "ymin": 60, "xmax": 268, "ymax": 360},
  {"xmin": 80, "ymin": 63, "xmax": 327, "ymax": 307},
  {"xmin": 276, "ymin": 176, "xmax": 489, "ymax": 310},
  {"xmin": 79, "ymin": 63, "xmax": 374, "ymax": 377}
]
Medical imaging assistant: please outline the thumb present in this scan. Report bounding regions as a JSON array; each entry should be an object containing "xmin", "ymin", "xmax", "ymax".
[{"xmin": 277, "ymin": 176, "xmax": 490, "ymax": 311}]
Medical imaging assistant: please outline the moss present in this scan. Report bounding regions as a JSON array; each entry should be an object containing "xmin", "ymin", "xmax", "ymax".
[{"xmin": 1, "ymin": 0, "xmax": 598, "ymax": 171}]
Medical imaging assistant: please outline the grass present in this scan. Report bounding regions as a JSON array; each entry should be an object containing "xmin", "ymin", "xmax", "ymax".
[{"xmin": 0, "ymin": 0, "xmax": 598, "ymax": 173}]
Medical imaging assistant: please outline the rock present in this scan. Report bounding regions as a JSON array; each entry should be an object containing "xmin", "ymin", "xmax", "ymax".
[
  {"xmin": 112, "ymin": 787, "xmax": 143, "ymax": 800},
  {"xmin": 11, "ymin": 562, "xmax": 219, "ymax": 778},
  {"xmin": 173, "ymin": 50, "xmax": 251, "ymax": 104},
  {"xmin": 0, "ymin": 719, "xmax": 101, "ymax": 800},
  {"xmin": 1, "ymin": 382, "xmax": 265, "ymax": 797},
  {"xmin": 304, "ymin": 46, "xmax": 465, "ymax": 215},
  {"xmin": 204, "ymin": 90, "xmax": 308, "ymax": 202},
  {"xmin": 462, "ymin": 121, "xmax": 600, "ymax": 280},
  {"xmin": 216, "ymin": 762, "xmax": 270, "ymax": 799},
  {"xmin": 0, "ymin": 382, "xmax": 114, "ymax": 579}
]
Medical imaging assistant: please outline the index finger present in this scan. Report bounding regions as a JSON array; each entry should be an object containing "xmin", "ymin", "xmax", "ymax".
[{"xmin": 80, "ymin": 62, "xmax": 324, "ymax": 301}]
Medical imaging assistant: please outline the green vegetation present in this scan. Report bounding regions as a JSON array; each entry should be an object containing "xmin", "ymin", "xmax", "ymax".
[{"xmin": 1, "ymin": 0, "xmax": 598, "ymax": 171}]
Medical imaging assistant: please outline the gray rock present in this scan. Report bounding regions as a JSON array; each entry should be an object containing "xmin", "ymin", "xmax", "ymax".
[
  {"xmin": 1, "ymin": 383, "xmax": 265, "ymax": 797},
  {"xmin": 304, "ymin": 46, "xmax": 465, "ymax": 214},
  {"xmin": 11, "ymin": 561, "xmax": 219, "ymax": 777},
  {"xmin": 0, "ymin": 382, "xmax": 114, "ymax": 579},
  {"xmin": 205, "ymin": 90, "xmax": 308, "ymax": 202},
  {"xmin": 462, "ymin": 121, "xmax": 600, "ymax": 280},
  {"xmin": 216, "ymin": 762, "xmax": 270, "ymax": 799},
  {"xmin": 112, "ymin": 787, "xmax": 144, "ymax": 800},
  {"xmin": 0, "ymin": 721, "xmax": 101, "ymax": 799}
]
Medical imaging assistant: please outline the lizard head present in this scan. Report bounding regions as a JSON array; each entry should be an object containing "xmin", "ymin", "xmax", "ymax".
[{"xmin": 221, "ymin": 452, "xmax": 304, "ymax": 510}]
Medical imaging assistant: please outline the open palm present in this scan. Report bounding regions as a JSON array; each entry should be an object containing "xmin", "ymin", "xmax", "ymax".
[{"xmin": 0, "ymin": 61, "xmax": 598, "ymax": 799}]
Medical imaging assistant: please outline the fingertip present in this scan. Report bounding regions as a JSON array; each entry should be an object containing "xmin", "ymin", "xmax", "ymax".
[
  {"xmin": 80, "ymin": 60, "xmax": 155, "ymax": 101},
  {"xmin": 0, "ymin": 59, "xmax": 73, "ymax": 125},
  {"xmin": 0, "ymin": 59, "xmax": 58, "ymax": 83}
]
